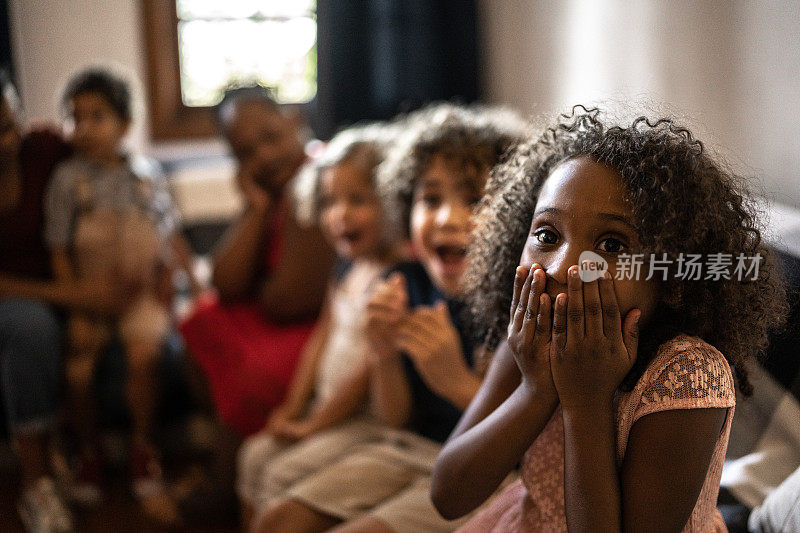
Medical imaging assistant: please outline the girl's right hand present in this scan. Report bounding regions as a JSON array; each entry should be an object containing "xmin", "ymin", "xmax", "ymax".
[
  {"xmin": 264, "ymin": 403, "xmax": 297, "ymax": 435},
  {"xmin": 507, "ymin": 265, "xmax": 556, "ymax": 399}
]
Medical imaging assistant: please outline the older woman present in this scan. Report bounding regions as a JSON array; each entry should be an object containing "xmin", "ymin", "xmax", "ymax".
[{"xmin": 180, "ymin": 87, "xmax": 335, "ymax": 437}]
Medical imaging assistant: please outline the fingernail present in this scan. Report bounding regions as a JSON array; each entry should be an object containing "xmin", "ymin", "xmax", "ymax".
[
  {"xmin": 569, "ymin": 267, "xmax": 578, "ymax": 279},
  {"xmin": 516, "ymin": 266, "xmax": 525, "ymax": 277}
]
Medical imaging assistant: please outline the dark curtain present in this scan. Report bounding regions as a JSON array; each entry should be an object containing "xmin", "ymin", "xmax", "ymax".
[
  {"xmin": 311, "ymin": 0, "xmax": 480, "ymax": 140},
  {"xmin": 0, "ymin": 0, "xmax": 13, "ymax": 78}
]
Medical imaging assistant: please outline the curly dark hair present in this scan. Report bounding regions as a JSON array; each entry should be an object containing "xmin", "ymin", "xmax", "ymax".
[
  {"xmin": 62, "ymin": 68, "xmax": 131, "ymax": 122},
  {"xmin": 377, "ymin": 103, "xmax": 527, "ymax": 238},
  {"xmin": 466, "ymin": 106, "xmax": 788, "ymax": 395}
]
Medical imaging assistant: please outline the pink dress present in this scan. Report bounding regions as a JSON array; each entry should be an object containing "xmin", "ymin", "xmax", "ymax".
[
  {"xmin": 459, "ymin": 335, "xmax": 736, "ymax": 532},
  {"xmin": 180, "ymin": 200, "xmax": 316, "ymax": 437}
]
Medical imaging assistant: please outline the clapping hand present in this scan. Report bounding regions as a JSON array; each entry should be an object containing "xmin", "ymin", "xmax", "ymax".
[
  {"xmin": 365, "ymin": 273, "xmax": 409, "ymax": 359},
  {"xmin": 396, "ymin": 301, "xmax": 470, "ymax": 399}
]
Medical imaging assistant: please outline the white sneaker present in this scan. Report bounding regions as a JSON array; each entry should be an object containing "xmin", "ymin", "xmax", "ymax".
[{"xmin": 17, "ymin": 477, "xmax": 74, "ymax": 533}]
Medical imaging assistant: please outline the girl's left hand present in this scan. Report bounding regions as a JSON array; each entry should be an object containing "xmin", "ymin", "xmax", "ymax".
[
  {"xmin": 270, "ymin": 417, "xmax": 315, "ymax": 442},
  {"xmin": 550, "ymin": 266, "xmax": 641, "ymax": 411}
]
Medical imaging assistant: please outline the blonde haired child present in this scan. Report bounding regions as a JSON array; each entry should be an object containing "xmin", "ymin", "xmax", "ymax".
[{"xmin": 237, "ymin": 123, "xmax": 405, "ymax": 528}]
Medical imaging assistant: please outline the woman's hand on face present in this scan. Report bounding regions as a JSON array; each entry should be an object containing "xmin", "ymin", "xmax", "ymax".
[
  {"xmin": 365, "ymin": 273, "xmax": 408, "ymax": 360},
  {"xmin": 550, "ymin": 266, "xmax": 641, "ymax": 411},
  {"xmin": 236, "ymin": 158, "xmax": 272, "ymax": 212},
  {"xmin": 507, "ymin": 264, "xmax": 556, "ymax": 400}
]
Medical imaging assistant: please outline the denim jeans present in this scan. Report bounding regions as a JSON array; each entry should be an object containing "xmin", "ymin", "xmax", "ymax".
[{"xmin": 0, "ymin": 298, "xmax": 62, "ymax": 436}]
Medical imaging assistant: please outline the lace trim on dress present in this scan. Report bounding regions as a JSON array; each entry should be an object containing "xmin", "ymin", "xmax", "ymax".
[{"xmin": 616, "ymin": 335, "xmax": 736, "ymax": 461}]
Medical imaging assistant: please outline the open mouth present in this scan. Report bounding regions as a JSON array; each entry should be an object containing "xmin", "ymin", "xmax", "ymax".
[
  {"xmin": 340, "ymin": 230, "xmax": 362, "ymax": 245},
  {"xmin": 434, "ymin": 244, "xmax": 467, "ymax": 272}
]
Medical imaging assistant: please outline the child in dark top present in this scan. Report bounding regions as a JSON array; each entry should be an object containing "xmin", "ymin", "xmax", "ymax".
[
  {"xmin": 385, "ymin": 261, "xmax": 476, "ymax": 443},
  {"xmin": 253, "ymin": 103, "xmax": 525, "ymax": 533}
]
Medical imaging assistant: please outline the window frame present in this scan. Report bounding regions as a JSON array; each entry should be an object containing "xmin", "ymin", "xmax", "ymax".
[{"xmin": 141, "ymin": 0, "xmax": 216, "ymax": 140}]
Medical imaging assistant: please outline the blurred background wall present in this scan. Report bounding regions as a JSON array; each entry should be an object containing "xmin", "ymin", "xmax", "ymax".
[
  {"xmin": 481, "ymin": 1, "xmax": 800, "ymax": 210},
  {"xmin": 7, "ymin": 0, "xmax": 800, "ymax": 210}
]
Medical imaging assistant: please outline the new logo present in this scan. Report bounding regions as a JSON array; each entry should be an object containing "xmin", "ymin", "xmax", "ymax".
[{"xmin": 578, "ymin": 251, "xmax": 608, "ymax": 282}]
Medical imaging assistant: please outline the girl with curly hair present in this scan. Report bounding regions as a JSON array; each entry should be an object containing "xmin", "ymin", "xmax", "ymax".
[{"xmin": 431, "ymin": 107, "xmax": 787, "ymax": 532}]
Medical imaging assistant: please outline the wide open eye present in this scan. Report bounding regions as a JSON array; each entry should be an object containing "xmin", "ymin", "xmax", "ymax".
[
  {"xmin": 597, "ymin": 237, "xmax": 628, "ymax": 254},
  {"xmin": 420, "ymin": 193, "xmax": 441, "ymax": 208},
  {"xmin": 533, "ymin": 228, "xmax": 558, "ymax": 245},
  {"xmin": 318, "ymin": 194, "xmax": 334, "ymax": 210}
]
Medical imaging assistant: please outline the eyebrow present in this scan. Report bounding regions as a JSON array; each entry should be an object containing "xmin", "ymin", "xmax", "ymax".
[{"xmin": 533, "ymin": 206, "xmax": 637, "ymax": 231}]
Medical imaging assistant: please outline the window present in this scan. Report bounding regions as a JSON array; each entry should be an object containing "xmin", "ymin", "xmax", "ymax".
[{"xmin": 142, "ymin": 0, "xmax": 317, "ymax": 140}]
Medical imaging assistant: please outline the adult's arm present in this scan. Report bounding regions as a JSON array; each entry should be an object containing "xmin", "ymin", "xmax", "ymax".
[
  {"xmin": 0, "ymin": 274, "xmax": 127, "ymax": 315},
  {"xmin": 0, "ymin": 249, "xmax": 126, "ymax": 314},
  {"xmin": 0, "ymin": 162, "xmax": 21, "ymax": 213},
  {"xmin": 212, "ymin": 197, "xmax": 334, "ymax": 321},
  {"xmin": 211, "ymin": 201, "xmax": 272, "ymax": 301},
  {"xmin": 256, "ymin": 203, "xmax": 334, "ymax": 321}
]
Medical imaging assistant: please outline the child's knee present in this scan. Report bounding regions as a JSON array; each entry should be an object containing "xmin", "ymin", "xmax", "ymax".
[
  {"xmin": 119, "ymin": 296, "xmax": 170, "ymax": 349},
  {"xmin": 237, "ymin": 434, "xmax": 281, "ymax": 501},
  {"xmin": 261, "ymin": 450, "xmax": 314, "ymax": 500},
  {"xmin": 125, "ymin": 341, "xmax": 161, "ymax": 375},
  {"xmin": 65, "ymin": 353, "xmax": 96, "ymax": 393},
  {"xmin": 68, "ymin": 315, "xmax": 109, "ymax": 355},
  {"xmin": 252, "ymin": 498, "xmax": 319, "ymax": 533}
]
